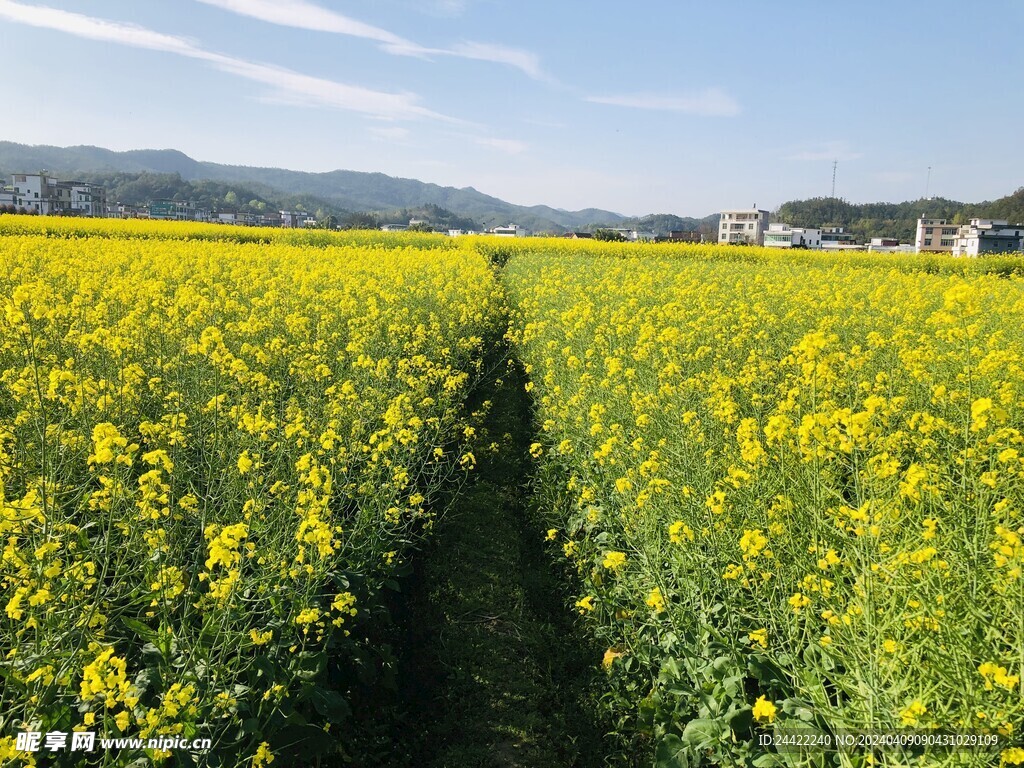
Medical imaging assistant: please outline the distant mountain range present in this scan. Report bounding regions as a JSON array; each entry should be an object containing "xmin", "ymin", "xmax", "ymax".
[
  {"xmin": 7, "ymin": 141, "xmax": 1013, "ymax": 240},
  {"xmin": 0, "ymin": 141, "xmax": 646, "ymax": 233}
]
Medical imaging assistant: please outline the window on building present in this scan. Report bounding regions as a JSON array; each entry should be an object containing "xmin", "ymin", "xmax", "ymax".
[
  {"xmin": 940, "ymin": 238, "xmax": 955, "ymax": 247},
  {"xmin": 924, "ymin": 238, "xmax": 932, "ymax": 246}
]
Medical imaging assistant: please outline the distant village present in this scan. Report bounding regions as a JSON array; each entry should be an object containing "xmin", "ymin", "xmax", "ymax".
[
  {"xmin": 719, "ymin": 207, "xmax": 1024, "ymax": 257},
  {"xmin": 3, "ymin": 172, "xmax": 1022, "ymax": 255},
  {"xmin": 0, "ymin": 172, "xmax": 321, "ymax": 228}
]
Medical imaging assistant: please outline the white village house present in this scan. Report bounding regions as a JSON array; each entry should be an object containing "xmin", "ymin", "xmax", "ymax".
[
  {"xmin": 718, "ymin": 208, "xmax": 769, "ymax": 245},
  {"xmin": 951, "ymin": 219, "xmax": 1024, "ymax": 256},
  {"xmin": 763, "ymin": 223, "xmax": 822, "ymax": 249}
]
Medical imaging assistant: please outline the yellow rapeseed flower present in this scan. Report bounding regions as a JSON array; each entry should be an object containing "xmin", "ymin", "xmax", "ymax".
[
  {"xmin": 752, "ymin": 696, "xmax": 777, "ymax": 724},
  {"xmin": 602, "ymin": 551, "xmax": 627, "ymax": 571}
]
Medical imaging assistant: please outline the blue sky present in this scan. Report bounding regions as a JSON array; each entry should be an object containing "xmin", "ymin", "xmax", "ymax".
[{"xmin": 1, "ymin": 0, "xmax": 1021, "ymax": 216}]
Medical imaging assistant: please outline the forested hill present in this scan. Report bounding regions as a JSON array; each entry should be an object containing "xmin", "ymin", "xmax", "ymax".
[
  {"xmin": 777, "ymin": 188, "xmax": 1024, "ymax": 242},
  {"xmin": 0, "ymin": 141, "xmax": 626, "ymax": 233}
]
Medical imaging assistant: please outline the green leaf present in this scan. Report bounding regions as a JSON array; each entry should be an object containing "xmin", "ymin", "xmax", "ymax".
[
  {"xmin": 697, "ymin": 691, "xmax": 720, "ymax": 717},
  {"xmin": 655, "ymin": 734, "xmax": 690, "ymax": 768},
  {"xmin": 252, "ymin": 655, "xmax": 276, "ymax": 680},
  {"xmin": 121, "ymin": 617, "xmax": 158, "ymax": 644},
  {"xmin": 309, "ymin": 687, "xmax": 351, "ymax": 722},
  {"xmin": 141, "ymin": 642, "xmax": 164, "ymax": 665},
  {"xmin": 133, "ymin": 667, "xmax": 160, "ymax": 694},
  {"xmin": 725, "ymin": 705, "xmax": 753, "ymax": 733},
  {"xmin": 681, "ymin": 717, "xmax": 724, "ymax": 749},
  {"xmin": 0, "ymin": 665, "xmax": 26, "ymax": 692},
  {"xmin": 709, "ymin": 655, "xmax": 733, "ymax": 680},
  {"xmin": 273, "ymin": 723, "xmax": 336, "ymax": 758},
  {"xmin": 748, "ymin": 656, "xmax": 787, "ymax": 686}
]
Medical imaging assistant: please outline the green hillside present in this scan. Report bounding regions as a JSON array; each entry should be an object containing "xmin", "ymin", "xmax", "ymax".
[{"xmin": 0, "ymin": 141, "xmax": 626, "ymax": 232}]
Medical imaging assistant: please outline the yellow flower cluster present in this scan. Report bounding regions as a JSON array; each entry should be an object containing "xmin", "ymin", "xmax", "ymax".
[
  {"xmin": 507, "ymin": 246, "xmax": 1024, "ymax": 762},
  {"xmin": 0, "ymin": 224, "xmax": 503, "ymax": 762}
]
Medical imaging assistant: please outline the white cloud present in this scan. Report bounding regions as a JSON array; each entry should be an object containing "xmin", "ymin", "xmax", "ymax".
[
  {"xmin": 209, "ymin": 56, "xmax": 454, "ymax": 121},
  {"xmin": 474, "ymin": 137, "xmax": 528, "ymax": 154},
  {"xmin": 0, "ymin": 0, "xmax": 204, "ymax": 55},
  {"xmin": 586, "ymin": 89, "xmax": 741, "ymax": 117},
  {"xmin": 443, "ymin": 41, "xmax": 546, "ymax": 81},
  {"xmin": 196, "ymin": 0, "xmax": 407, "ymax": 45},
  {"xmin": 195, "ymin": 0, "xmax": 549, "ymax": 80},
  {"xmin": 786, "ymin": 141, "xmax": 864, "ymax": 162},
  {"xmin": 0, "ymin": 0, "xmax": 454, "ymax": 122},
  {"xmin": 369, "ymin": 126, "xmax": 412, "ymax": 141}
]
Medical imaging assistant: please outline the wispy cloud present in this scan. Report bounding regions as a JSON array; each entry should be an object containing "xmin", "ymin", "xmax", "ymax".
[
  {"xmin": 474, "ymin": 137, "xmax": 528, "ymax": 154},
  {"xmin": 786, "ymin": 141, "xmax": 863, "ymax": 162},
  {"xmin": 0, "ymin": 0, "xmax": 203, "ymax": 55},
  {"xmin": 197, "ymin": 0, "xmax": 405, "ymax": 46},
  {"xmin": 212, "ymin": 57, "xmax": 454, "ymax": 121},
  {"xmin": 0, "ymin": 0, "xmax": 455, "ymax": 122},
  {"xmin": 195, "ymin": 0, "xmax": 549, "ymax": 80},
  {"xmin": 444, "ymin": 41, "xmax": 546, "ymax": 81},
  {"xmin": 586, "ymin": 88, "xmax": 741, "ymax": 117}
]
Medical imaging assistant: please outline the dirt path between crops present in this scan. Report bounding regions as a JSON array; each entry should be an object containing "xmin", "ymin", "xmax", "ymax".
[{"xmin": 387, "ymin": 344, "xmax": 607, "ymax": 768}]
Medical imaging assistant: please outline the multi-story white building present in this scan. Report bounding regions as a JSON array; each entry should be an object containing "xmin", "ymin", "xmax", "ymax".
[
  {"xmin": 951, "ymin": 219, "xmax": 1024, "ymax": 256},
  {"xmin": 9, "ymin": 173, "xmax": 49, "ymax": 212},
  {"xmin": 764, "ymin": 223, "xmax": 822, "ymax": 249},
  {"xmin": 820, "ymin": 226, "xmax": 855, "ymax": 245},
  {"xmin": 60, "ymin": 181, "xmax": 106, "ymax": 217},
  {"xmin": 280, "ymin": 211, "xmax": 312, "ymax": 228},
  {"xmin": 915, "ymin": 217, "xmax": 959, "ymax": 252},
  {"xmin": 492, "ymin": 223, "xmax": 528, "ymax": 237},
  {"xmin": 7, "ymin": 173, "xmax": 106, "ymax": 216},
  {"xmin": 719, "ymin": 209, "xmax": 769, "ymax": 245}
]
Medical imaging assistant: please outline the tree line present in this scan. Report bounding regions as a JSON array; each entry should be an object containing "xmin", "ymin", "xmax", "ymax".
[{"xmin": 776, "ymin": 187, "xmax": 1024, "ymax": 242}]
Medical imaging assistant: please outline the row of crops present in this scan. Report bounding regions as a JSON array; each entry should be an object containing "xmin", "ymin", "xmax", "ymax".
[
  {"xmin": 2, "ymin": 217, "xmax": 1023, "ymax": 766},
  {"xmin": 0, "ymin": 216, "xmax": 462, "ymax": 250},
  {"xmin": 0, "ymin": 229, "xmax": 503, "ymax": 766},
  {"xmin": 506, "ymin": 254, "xmax": 1024, "ymax": 767}
]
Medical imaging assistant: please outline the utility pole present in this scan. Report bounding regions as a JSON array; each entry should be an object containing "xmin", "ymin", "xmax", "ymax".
[
  {"xmin": 925, "ymin": 166, "xmax": 932, "ymax": 200},
  {"xmin": 831, "ymin": 160, "xmax": 838, "ymax": 198}
]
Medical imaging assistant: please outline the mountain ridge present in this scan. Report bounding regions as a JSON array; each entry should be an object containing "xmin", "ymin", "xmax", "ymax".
[
  {"xmin": 7, "ymin": 141, "xmax": 1016, "ymax": 239},
  {"xmin": 0, "ymin": 141, "xmax": 631, "ymax": 232}
]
